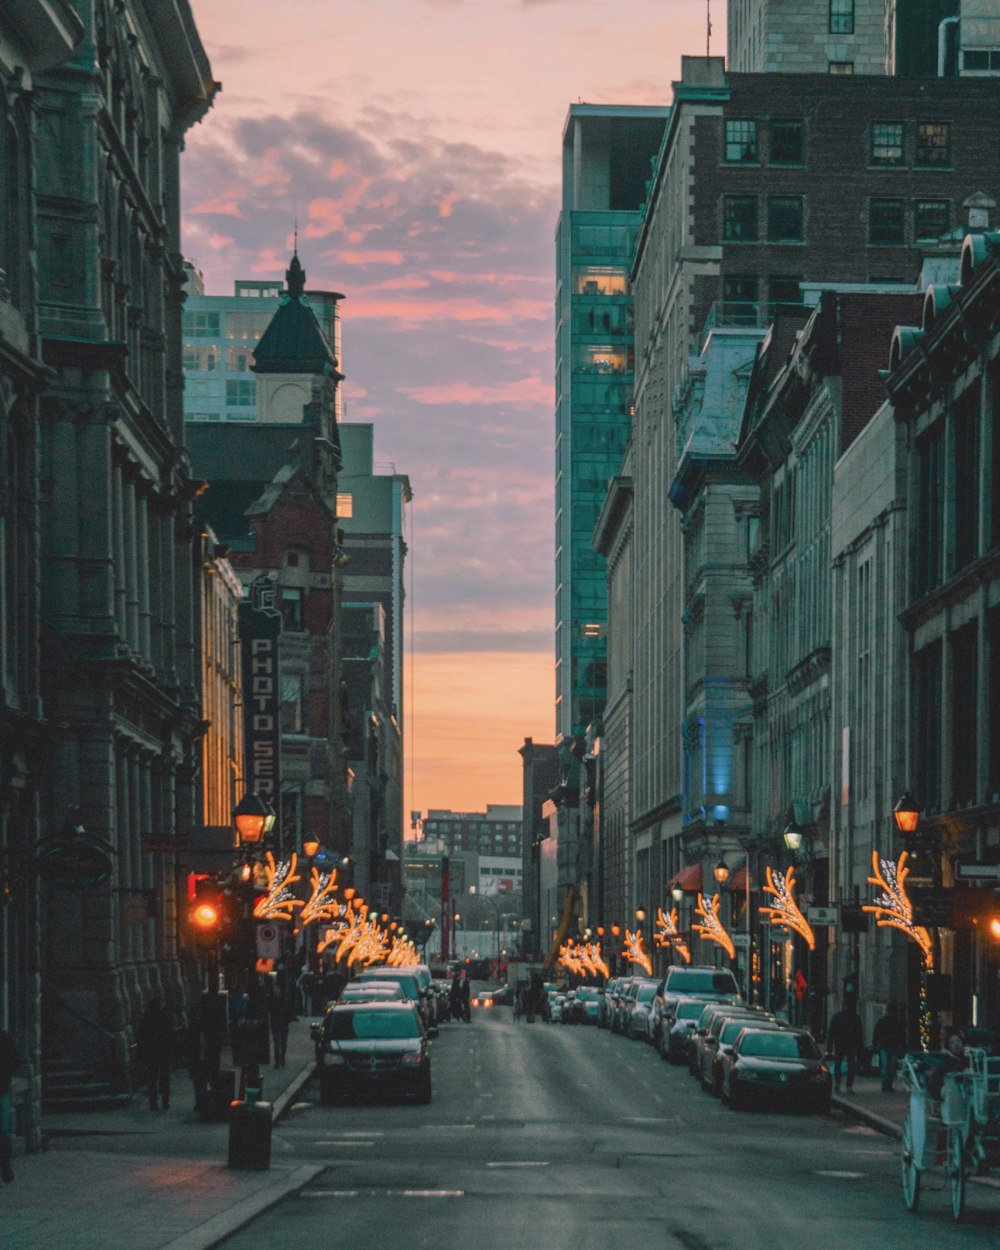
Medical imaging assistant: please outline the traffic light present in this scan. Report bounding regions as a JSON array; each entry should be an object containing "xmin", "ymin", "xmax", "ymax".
[{"xmin": 188, "ymin": 874, "xmax": 222, "ymax": 947}]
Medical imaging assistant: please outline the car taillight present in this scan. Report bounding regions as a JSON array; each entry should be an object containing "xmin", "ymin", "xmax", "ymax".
[{"xmin": 401, "ymin": 1052, "xmax": 424, "ymax": 1066}]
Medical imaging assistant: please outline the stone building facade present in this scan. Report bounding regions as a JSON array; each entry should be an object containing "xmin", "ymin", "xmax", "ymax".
[{"xmin": 0, "ymin": 0, "xmax": 216, "ymax": 1145}]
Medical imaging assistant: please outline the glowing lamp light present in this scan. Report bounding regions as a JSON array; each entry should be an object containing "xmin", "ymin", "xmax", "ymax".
[
  {"xmin": 192, "ymin": 902, "xmax": 219, "ymax": 929},
  {"xmin": 713, "ymin": 859, "xmax": 730, "ymax": 885},
  {"xmin": 302, "ymin": 837, "xmax": 320, "ymax": 858},
  {"xmin": 239, "ymin": 862, "xmax": 252, "ymax": 883},
  {"xmin": 233, "ymin": 792, "xmax": 271, "ymax": 844},
  {"xmin": 893, "ymin": 792, "xmax": 921, "ymax": 836},
  {"xmin": 671, "ymin": 885, "xmax": 684, "ymax": 903},
  {"xmin": 783, "ymin": 825, "xmax": 804, "ymax": 852},
  {"xmin": 991, "ymin": 918, "xmax": 1000, "ymax": 940}
]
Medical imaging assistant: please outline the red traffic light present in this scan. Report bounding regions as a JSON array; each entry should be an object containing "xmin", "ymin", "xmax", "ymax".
[{"xmin": 191, "ymin": 901, "xmax": 220, "ymax": 930}]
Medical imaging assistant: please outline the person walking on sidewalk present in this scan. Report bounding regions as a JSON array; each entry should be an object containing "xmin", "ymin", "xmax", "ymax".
[
  {"xmin": 268, "ymin": 985, "xmax": 293, "ymax": 1068},
  {"xmin": 135, "ymin": 1000, "xmax": 172, "ymax": 1111},
  {"xmin": 827, "ymin": 1000, "xmax": 864, "ymax": 1093},
  {"xmin": 872, "ymin": 1003, "xmax": 907, "ymax": 1093},
  {"xmin": 0, "ymin": 1027, "xmax": 18, "ymax": 1182}
]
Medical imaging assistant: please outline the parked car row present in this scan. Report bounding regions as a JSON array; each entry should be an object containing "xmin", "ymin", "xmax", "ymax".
[{"xmin": 598, "ymin": 964, "xmax": 833, "ymax": 1114}]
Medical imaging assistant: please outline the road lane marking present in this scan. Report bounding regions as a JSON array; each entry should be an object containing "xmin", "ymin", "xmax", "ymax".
[
  {"xmin": 303, "ymin": 1189, "xmax": 465, "ymax": 1199},
  {"xmin": 487, "ymin": 1161, "xmax": 549, "ymax": 1168},
  {"xmin": 313, "ymin": 1140, "xmax": 376, "ymax": 1148},
  {"xmin": 815, "ymin": 1170, "xmax": 867, "ymax": 1179}
]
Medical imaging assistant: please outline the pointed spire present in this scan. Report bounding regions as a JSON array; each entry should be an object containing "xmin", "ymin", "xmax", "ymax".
[{"xmin": 286, "ymin": 250, "xmax": 305, "ymax": 298}]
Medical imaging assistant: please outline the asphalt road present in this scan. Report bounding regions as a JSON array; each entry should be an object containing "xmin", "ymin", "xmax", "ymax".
[{"xmin": 230, "ymin": 1005, "xmax": 999, "ymax": 1249}]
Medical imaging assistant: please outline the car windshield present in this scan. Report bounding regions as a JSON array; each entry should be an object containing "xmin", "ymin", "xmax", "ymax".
[
  {"xmin": 676, "ymin": 1001, "xmax": 706, "ymax": 1022},
  {"xmin": 721, "ymin": 1018, "xmax": 766, "ymax": 1044},
  {"xmin": 668, "ymin": 970, "xmax": 739, "ymax": 995},
  {"xmin": 326, "ymin": 1009, "xmax": 421, "ymax": 1040},
  {"xmin": 636, "ymin": 984, "xmax": 657, "ymax": 1003},
  {"xmin": 359, "ymin": 974, "xmax": 419, "ymax": 999},
  {"xmin": 739, "ymin": 1031, "xmax": 819, "ymax": 1059},
  {"xmin": 577, "ymin": 987, "xmax": 600, "ymax": 1001},
  {"xmin": 341, "ymin": 988, "xmax": 402, "ymax": 1001}
]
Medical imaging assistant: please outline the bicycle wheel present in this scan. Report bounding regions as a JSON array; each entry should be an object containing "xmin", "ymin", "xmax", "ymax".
[
  {"xmin": 901, "ymin": 1119, "xmax": 921, "ymax": 1212},
  {"xmin": 949, "ymin": 1126, "xmax": 966, "ymax": 1223}
]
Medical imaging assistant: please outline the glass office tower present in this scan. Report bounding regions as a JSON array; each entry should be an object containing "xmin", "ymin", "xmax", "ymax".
[{"xmin": 554, "ymin": 105, "xmax": 669, "ymax": 739}]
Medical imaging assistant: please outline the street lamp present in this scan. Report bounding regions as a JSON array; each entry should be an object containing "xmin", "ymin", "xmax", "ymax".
[
  {"xmin": 671, "ymin": 883, "xmax": 684, "ymax": 903},
  {"xmin": 893, "ymin": 792, "xmax": 921, "ymax": 836},
  {"xmin": 713, "ymin": 858, "xmax": 731, "ymax": 885},
  {"xmin": 783, "ymin": 820, "xmax": 804, "ymax": 853},
  {"xmin": 233, "ymin": 793, "xmax": 274, "ymax": 845},
  {"xmin": 302, "ymin": 836, "xmax": 320, "ymax": 859}
]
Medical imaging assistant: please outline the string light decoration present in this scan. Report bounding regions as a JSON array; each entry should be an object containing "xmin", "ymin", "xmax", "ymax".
[
  {"xmin": 692, "ymin": 892, "xmax": 735, "ymax": 961},
  {"xmin": 759, "ymin": 865, "xmax": 816, "ymax": 951},
  {"xmin": 863, "ymin": 851, "xmax": 934, "ymax": 967},
  {"xmin": 319, "ymin": 898, "xmax": 368, "ymax": 960},
  {"xmin": 653, "ymin": 906, "xmax": 692, "ymax": 964},
  {"xmin": 558, "ymin": 942, "xmax": 585, "ymax": 975},
  {"xmin": 299, "ymin": 866, "xmax": 340, "ymax": 926},
  {"xmin": 253, "ymin": 852, "xmax": 304, "ymax": 922},
  {"xmin": 623, "ymin": 928, "xmax": 653, "ymax": 975},
  {"xmin": 582, "ymin": 941, "xmax": 610, "ymax": 980},
  {"xmin": 386, "ymin": 935, "xmax": 418, "ymax": 966}
]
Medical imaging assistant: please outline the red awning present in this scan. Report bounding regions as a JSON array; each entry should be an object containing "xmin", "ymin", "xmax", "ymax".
[
  {"xmin": 667, "ymin": 864, "xmax": 703, "ymax": 892},
  {"xmin": 730, "ymin": 864, "xmax": 747, "ymax": 892}
]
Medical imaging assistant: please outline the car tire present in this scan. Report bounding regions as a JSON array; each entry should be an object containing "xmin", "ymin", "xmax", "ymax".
[
  {"xmin": 728, "ymin": 1085, "xmax": 745, "ymax": 1111},
  {"xmin": 814, "ymin": 1095, "xmax": 832, "ymax": 1115}
]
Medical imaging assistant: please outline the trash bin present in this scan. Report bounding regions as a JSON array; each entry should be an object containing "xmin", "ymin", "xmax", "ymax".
[
  {"xmin": 202, "ymin": 1068, "xmax": 235, "ymax": 1123},
  {"xmin": 227, "ymin": 1091, "xmax": 272, "ymax": 1170}
]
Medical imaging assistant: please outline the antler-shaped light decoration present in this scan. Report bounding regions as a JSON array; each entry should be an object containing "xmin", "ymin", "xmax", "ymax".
[
  {"xmin": 253, "ymin": 851, "xmax": 304, "ymax": 922},
  {"xmin": 654, "ymin": 906, "xmax": 692, "ymax": 963},
  {"xmin": 582, "ymin": 941, "xmax": 610, "ymax": 980},
  {"xmin": 759, "ymin": 865, "xmax": 815, "ymax": 951},
  {"xmin": 692, "ymin": 892, "xmax": 735, "ymax": 961},
  {"xmin": 863, "ymin": 851, "xmax": 934, "ymax": 967},
  {"xmin": 349, "ymin": 916, "xmax": 390, "ymax": 967},
  {"xmin": 299, "ymin": 866, "xmax": 340, "ymax": 926},
  {"xmin": 558, "ymin": 941, "xmax": 585, "ymax": 975},
  {"xmin": 622, "ymin": 928, "xmax": 653, "ymax": 975},
  {"xmin": 386, "ymin": 935, "xmax": 418, "ymax": 966},
  {"xmin": 324, "ymin": 899, "xmax": 368, "ymax": 961}
]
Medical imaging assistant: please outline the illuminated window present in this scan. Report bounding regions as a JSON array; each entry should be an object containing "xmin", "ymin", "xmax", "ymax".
[
  {"xmin": 871, "ymin": 122, "xmax": 904, "ymax": 166},
  {"xmin": 725, "ymin": 120, "xmax": 758, "ymax": 164},
  {"xmin": 829, "ymin": 61, "xmax": 854, "ymax": 74},
  {"xmin": 916, "ymin": 123, "xmax": 950, "ymax": 167},
  {"xmin": 337, "ymin": 492, "xmax": 354, "ymax": 518},
  {"xmin": 574, "ymin": 267, "xmax": 629, "ymax": 297}
]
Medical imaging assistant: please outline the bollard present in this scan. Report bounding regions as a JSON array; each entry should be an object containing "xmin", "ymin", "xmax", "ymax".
[{"xmin": 227, "ymin": 1089, "xmax": 272, "ymax": 1170}]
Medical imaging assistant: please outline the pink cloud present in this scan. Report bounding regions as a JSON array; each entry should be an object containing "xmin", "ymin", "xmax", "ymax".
[
  {"xmin": 337, "ymin": 249, "xmax": 406, "ymax": 267},
  {"xmin": 400, "ymin": 376, "xmax": 551, "ymax": 408},
  {"xmin": 189, "ymin": 195, "xmax": 245, "ymax": 217}
]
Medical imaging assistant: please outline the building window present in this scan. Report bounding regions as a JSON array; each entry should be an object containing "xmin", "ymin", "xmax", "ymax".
[
  {"xmin": 722, "ymin": 275, "xmax": 759, "ymax": 322},
  {"xmin": 725, "ymin": 120, "xmax": 759, "ymax": 164},
  {"xmin": 829, "ymin": 0, "xmax": 854, "ymax": 33},
  {"xmin": 964, "ymin": 49, "xmax": 1000, "ymax": 71},
  {"xmin": 914, "ymin": 200, "xmax": 950, "ymax": 240},
  {"xmin": 869, "ymin": 198, "xmax": 905, "ymax": 245},
  {"xmin": 281, "ymin": 672, "xmax": 303, "ymax": 734},
  {"xmin": 770, "ymin": 119, "xmax": 804, "ymax": 165},
  {"xmin": 183, "ymin": 311, "xmax": 220, "ymax": 338},
  {"xmin": 871, "ymin": 122, "xmax": 904, "ymax": 166},
  {"xmin": 280, "ymin": 587, "xmax": 303, "ymax": 630},
  {"xmin": 829, "ymin": 61, "xmax": 854, "ymax": 74},
  {"xmin": 225, "ymin": 379, "xmax": 256, "ymax": 406},
  {"xmin": 337, "ymin": 492, "xmax": 354, "ymax": 518},
  {"xmin": 915, "ymin": 122, "xmax": 950, "ymax": 167},
  {"xmin": 723, "ymin": 195, "xmax": 758, "ymax": 241},
  {"xmin": 767, "ymin": 196, "xmax": 804, "ymax": 243}
]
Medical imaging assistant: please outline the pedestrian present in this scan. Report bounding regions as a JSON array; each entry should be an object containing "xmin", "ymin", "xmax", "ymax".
[
  {"xmin": 450, "ymin": 969, "xmax": 471, "ymax": 1023},
  {"xmin": 268, "ymin": 986, "xmax": 292, "ymax": 1068},
  {"xmin": 513, "ymin": 984, "xmax": 522, "ymax": 1023},
  {"xmin": 184, "ymin": 1009, "xmax": 208, "ymax": 1115},
  {"xmin": 135, "ymin": 999, "xmax": 172, "ymax": 1111},
  {"xmin": 872, "ymin": 1003, "xmax": 907, "ymax": 1093},
  {"xmin": 826, "ymin": 999, "xmax": 864, "ymax": 1093},
  {"xmin": 0, "ymin": 1026, "xmax": 18, "ymax": 1182},
  {"xmin": 297, "ymin": 966, "xmax": 317, "ymax": 1016}
]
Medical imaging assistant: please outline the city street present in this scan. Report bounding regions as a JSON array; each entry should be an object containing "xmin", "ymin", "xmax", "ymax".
[{"xmin": 226, "ymin": 1005, "xmax": 998, "ymax": 1250}]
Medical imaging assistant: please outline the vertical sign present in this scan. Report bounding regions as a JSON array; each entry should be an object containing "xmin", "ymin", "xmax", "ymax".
[
  {"xmin": 841, "ymin": 727, "xmax": 850, "ymax": 807},
  {"xmin": 239, "ymin": 575, "xmax": 283, "ymax": 809}
]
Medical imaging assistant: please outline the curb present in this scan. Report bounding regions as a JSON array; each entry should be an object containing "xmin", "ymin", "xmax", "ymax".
[
  {"xmin": 161, "ymin": 1162, "xmax": 324, "ymax": 1250},
  {"xmin": 831, "ymin": 1093, "xmax": 902, "ymax": 1140},
  {"xmin": 271, "ymin": 1061, "xmax": 316, "ymax": 1123}
]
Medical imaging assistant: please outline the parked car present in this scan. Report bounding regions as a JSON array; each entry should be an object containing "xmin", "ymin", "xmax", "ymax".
[
  {"xmin": 663, "ymin": 998, "xmax": 712, "ymax": 1064},
  {"xmin": 697, "ymin": 1012, "xmax": 782, "ymax": 1095},
  {"xmin": 650, "ymin": 965, "xmax": 742, "ymax": 1053},
  {"xmin": 686, "ymin": 1001, "xmax": 748, "ymax": 1074},
  {"xmin": 357, "ymin": 968, "xmax": 438, "ymax": 1035},
  {"xmin": 611, "ymin": 979, "xmax": 640, "ymax": 1033},
  {"xmin": 548, "ymin": 992, "xmax": 567, "ymax": 1023},
  {"xmin": 561, "ymin": 990, "xmax": 579, "ymax": 1023},
  {"xmin": 317, "ymin": 1001, "xmax": 432, "ymax": 1105},
  {"xmin": 626, "ymin": 980, "xmax": 660, "ymax": 1041},
  {"xmin": 574, "ymin": 985, "xmax": 602, "ymax": 1025},
  {"xmin": 598, "ymin": 979, "xmax": 620, "ymax": 1029},
  {"xmin": 720, "ymin": 1027, "xmax": 831, "ymax": 1114}
]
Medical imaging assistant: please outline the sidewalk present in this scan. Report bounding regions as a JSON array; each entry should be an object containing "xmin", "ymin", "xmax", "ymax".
[
  {"xmin": 1, "ymin": 1020, "xmax": 321, "ymax": 1250},
  {"xmin": 831, "ymin": 1072, "xmax": 907, "ymax": 1138}
]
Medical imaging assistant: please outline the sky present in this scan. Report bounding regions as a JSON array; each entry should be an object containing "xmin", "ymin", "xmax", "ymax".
[{"xmin": 182, "ymin": 0, "xmax": 723, "ymax": 821}]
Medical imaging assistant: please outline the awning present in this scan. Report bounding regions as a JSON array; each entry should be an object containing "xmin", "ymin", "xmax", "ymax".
[
  {"xmin": 730, "ymin": 864, "xmax": 747, "ymax": 892},
  {"xmin": 667, "ymin": 864, "xmax": 702, "ymax": 892}
]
